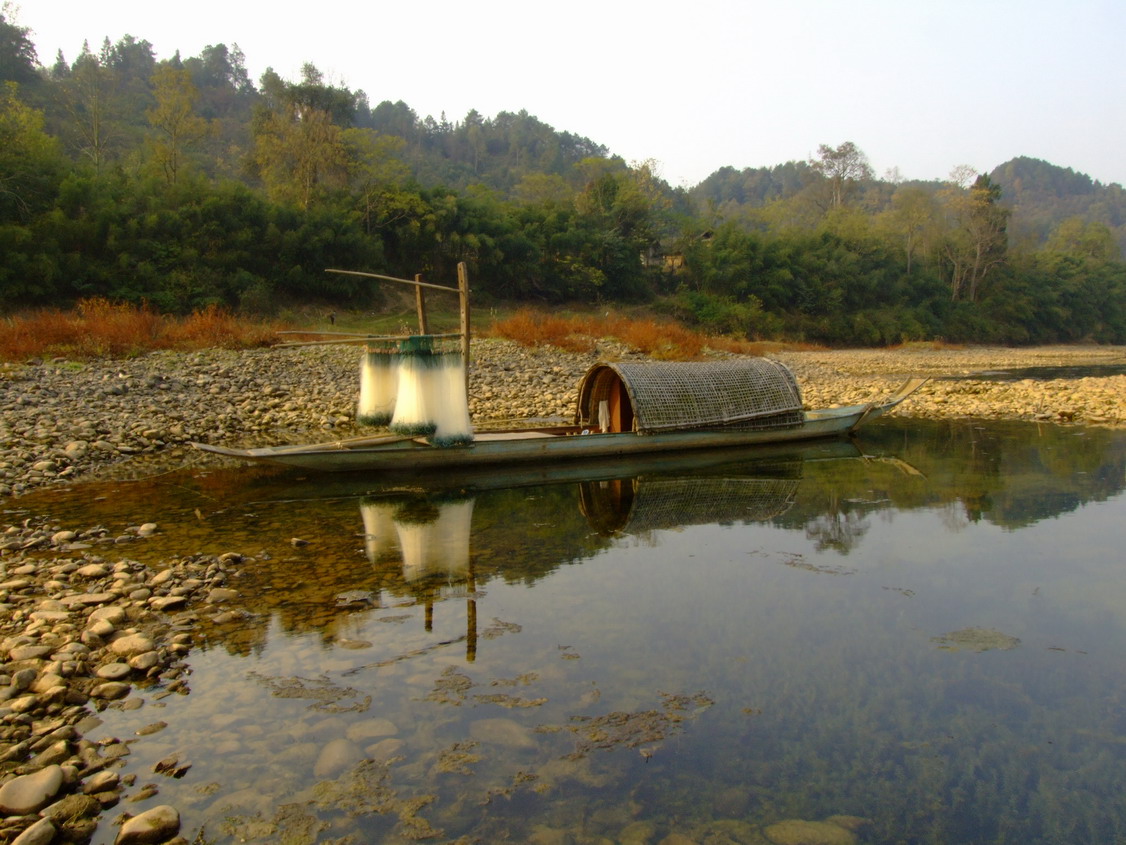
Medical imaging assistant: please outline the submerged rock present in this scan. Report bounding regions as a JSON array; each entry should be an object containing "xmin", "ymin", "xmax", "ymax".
[
  {"xmin": 469, "ymin": 717, "xmax": 537, "ymax": 748},
  {"xmin": 313, "ymin": 738, "xmax": 364, "ymax": 779},
  {"xmin": 931, "ymin": 626, "xmax": 1021, "ymax": 652},
  {"xmin": 764, "ymin": 818, "xmax": 857, "ymax": 845},
  {"xmin": 345, "ymin": 718, "xmax": 398, "ymax": 743}
]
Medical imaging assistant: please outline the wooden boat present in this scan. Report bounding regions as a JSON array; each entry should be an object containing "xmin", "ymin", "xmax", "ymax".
[{"xmin": 192, "ymin": 357, "xmax": 927, "ymax": 474}]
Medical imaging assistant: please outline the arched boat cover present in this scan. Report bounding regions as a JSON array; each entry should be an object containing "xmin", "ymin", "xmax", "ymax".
[{"xmin": 575, "ymin": 359, "xmax": 804, "ymax": 434}]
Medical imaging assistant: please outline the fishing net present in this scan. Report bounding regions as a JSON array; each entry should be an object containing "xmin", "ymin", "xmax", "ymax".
[
  {"xmin": 388, "ymin": 336, "xmax": 473, "ymax": 445},
  {"xmin": 356, "ymin": 342, "xmax": 399, "ymax": 426}
]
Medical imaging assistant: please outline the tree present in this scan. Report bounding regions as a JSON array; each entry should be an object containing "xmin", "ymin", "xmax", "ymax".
[
  {"xmin": 810, "ymin": 141, "xmax": 873, "ymax": 209},
  {"xmin": 1044, "ymin": 217, "xmax": 1120, "ymax": 261},
  {"xmin": 146, "ymin": 65, "xmax": 211, "ymax": 183},
  {"xmin": 343, "ymin": 127, "xmax": 408, "ymax": 233},
  {"xmin": 253, "ymin": 71, "xmax": 351, "ymax": 209},
  {"xmin": 0, "ymin": 81, "xmax": 62, "ymax": 220},
  {"xmin": 464, "ymin": 109, "xmax": 484, "ymax": 173},
  {"xmin": 60, "ymin": 44, "xmax": 119, "ymax": 169},
  {"xmin": 0, "ymin": 4, "xmax": 37, "ymax": 84},
  {"xmin": 941, "ymin": 174, "xmax": 1010, "ymax": 302},
  {"xmin": 191, "ymin": 43, "xmax": 253, "ymax": 94},
  {"xmin": 885, "ymin": 185, "xmax": 940, "ymax": 273},
  {"xmin": 572, "ymin": 158, "xmax": 661, "ymax": 300}
]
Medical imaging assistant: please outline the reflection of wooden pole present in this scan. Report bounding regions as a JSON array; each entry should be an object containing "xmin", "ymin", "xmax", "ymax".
[
  {"xmin": 425, "ymin": 599, "xmax": 433, "ymax": 632},
  {"xmin": 415, "ymin": 274, "xmax": 429, "ymax": 335},
  {"xmin": 457, "ymin": 262, "xmax": 470, "ymax": 396},
  {"xmin": 466, "ymin": 558, "xmax": 477, "ymax": 663}
]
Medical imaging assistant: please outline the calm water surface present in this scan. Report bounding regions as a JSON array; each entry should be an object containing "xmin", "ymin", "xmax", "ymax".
[{"xmin": 6, "ymin": 419, "xmax": 1126, "ymax": 845}]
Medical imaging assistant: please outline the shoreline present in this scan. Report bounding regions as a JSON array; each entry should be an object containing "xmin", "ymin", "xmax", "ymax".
[{"xmin": 1, "ymin": 342, "xmax": 1124, "ymax": 498}]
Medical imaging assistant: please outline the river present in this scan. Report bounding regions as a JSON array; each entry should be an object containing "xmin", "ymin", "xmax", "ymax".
[{"xmin": 5, "ymin": 417, "xmax": 1126, "ymax": 844}]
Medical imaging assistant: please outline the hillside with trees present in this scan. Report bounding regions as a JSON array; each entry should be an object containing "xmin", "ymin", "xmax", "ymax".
[{"xmin": 2, "ymin": 10, "xmax": 1125, "ymax": 345}]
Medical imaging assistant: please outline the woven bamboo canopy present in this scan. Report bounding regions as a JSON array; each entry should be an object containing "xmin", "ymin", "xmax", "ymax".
[{"xmin": 575, "ymin": 359, "xmax": 804, "ymax": 434}]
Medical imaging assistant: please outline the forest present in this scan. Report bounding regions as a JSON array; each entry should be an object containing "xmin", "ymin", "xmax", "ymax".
[{"xmin": 3, "ymin": 10, "xmax": 1126, "ymax": 346}]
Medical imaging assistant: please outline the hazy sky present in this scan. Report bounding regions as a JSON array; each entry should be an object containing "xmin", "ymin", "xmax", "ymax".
[{"xmin": 16, "ymin": 0, "xmax": 1126, "ymax": 187}]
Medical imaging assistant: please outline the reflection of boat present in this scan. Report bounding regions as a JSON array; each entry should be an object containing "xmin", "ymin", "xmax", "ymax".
[
  {"xmin": 355, "ymin": 451, "xmax": 820, "ymax": 661},
  {"xmin": 246, "ymin": 437, "xmax": 865, "ymax": 508},
  {"xmin": 194, "ymin": 360, "xmax": 927, "ymax": 474},
  {"xmin": 581, "ymin": 471, "xmax": 800, "ymax": 536}
]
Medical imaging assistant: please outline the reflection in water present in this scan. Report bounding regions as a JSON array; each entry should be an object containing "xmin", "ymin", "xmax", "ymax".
[
  {"xmin": 359, "ymin": 498, "xmax": 397, "ymax": 564},
  {"xmin": 580, "ymin": 467, "xmax": 799, "ymax": 536},
  {"xmin": 391, "ymin": 498, "xmax": 473, "ymax": 582},
  {"xmin": 363, "ymin": 496, "xmax": 479, "ymax": 659},
  {"xmin": 6, "ymin": 420, "xmax": 1126, "ymax": 844}
]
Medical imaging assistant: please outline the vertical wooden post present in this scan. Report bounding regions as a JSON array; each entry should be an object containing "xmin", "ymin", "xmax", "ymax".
[
  {"xmin": 457, "ymin": 262, "xmax": 470, "ymax": 395},
  {"xmin": 414, "ymin": 274, "xmax": 429, "ymax": 335}
]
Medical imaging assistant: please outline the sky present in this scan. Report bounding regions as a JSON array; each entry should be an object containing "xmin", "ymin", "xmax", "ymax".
[{"xmin": 14, "ymin": 0, "xmax": 1126, "ymax": 188}]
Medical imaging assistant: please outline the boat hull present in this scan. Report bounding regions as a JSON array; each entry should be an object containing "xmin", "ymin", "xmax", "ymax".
[{"xmin": 193, "ymin": 402, "xmax": 891, "ymax": 473}]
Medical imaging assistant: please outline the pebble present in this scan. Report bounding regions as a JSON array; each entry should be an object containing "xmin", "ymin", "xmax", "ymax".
[
  {"xmin": 95, "ymin": 662, "xmax": 133, "ymax": 680},
  {"xmin": 10, "ymin": 818, "xmax": 56, "ymax": 845},
  {"xmin": 110, "ymin": 634, "xmax": 156, "ymax": 657},
  {"xmin": 91, "ymin": 682, "xmax": 131, "ymax": 700},
  {"xmin": 116, "ymin": 803, "xmax": 180, "ymax": 844},
  {"xmin": 0, "ymin": 522, "xmax": 239, "ymax": 843},
  {"xmin": 0, "ymin": 764, "xmax": 63, "ymax": 814},
  {"xmin": 82, "ymin": 770, "xmax": 120, "ymax": 794}
]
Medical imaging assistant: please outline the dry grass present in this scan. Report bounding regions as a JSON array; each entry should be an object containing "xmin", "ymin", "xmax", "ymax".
[
  {"xmin": 485, "ymin": 309, "xmax": 597, "ymax": 354},
  {"xmin": 0, "ymin": 298, "xmax": 280, "ymax": 361},
  {"xmin": 488, "ymin": 309, "xmax": 703, "ymax": 358},
  {"xmin": 487, "ymin": 308, "xmax": 817, "ymax": 360},
  {"xmin": 887, "ymin": 339, "xmax": 966, "ymax": 352},
  {"xmin": 0, "ymin": 299, "xmax": 818, "ymax": 363},
  {"xmin": 163, "ymin": 304, "xmax": 278, "ymax": 350}
]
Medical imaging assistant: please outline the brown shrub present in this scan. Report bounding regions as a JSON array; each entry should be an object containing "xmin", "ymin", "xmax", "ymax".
[
  {"xmin": 75, "ymin": 297, "xmax": 164, "ymax": 356},
  {"xmin": 164, "ymin": 304, "xmax": 278, "ymax": 350},
  {"xmin": 487, "ymin": 309, "xmax": 596, "ymax": 353},
  {"xmin": 487, "ymin": 309, "xmax": 825, "ymax": 360},
  {"xmin": 490, "ymin": 310, "xmax": 706, "ymax": 359},
  {"xmin": 604, "ymin": 316, "xmax": 704, "ymax": 359},
  {"xmin": 0, "ymin": 299, "xmax": 280, "ymax": 361}
]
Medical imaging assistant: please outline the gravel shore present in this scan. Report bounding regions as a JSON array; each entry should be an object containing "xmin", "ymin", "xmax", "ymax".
[{"xmin": 0, "ymin": 340, "xmax": 1123, "ymax": 843}]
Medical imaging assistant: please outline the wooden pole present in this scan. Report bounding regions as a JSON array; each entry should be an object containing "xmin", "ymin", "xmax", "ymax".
[
  {"xmin": 276, "ymin": 334, "xmax": 461, "ymax": 349},
  {"xmin": 325, "ymin": 269, "xmax": 458, "ymax": 294},
  {"xmin": 414, "ymin": 274, "xmax": 429, "ymax": 335},
  {"xmin": 458, "ymin": 262, "xmax": 470, "ymax": 395}
]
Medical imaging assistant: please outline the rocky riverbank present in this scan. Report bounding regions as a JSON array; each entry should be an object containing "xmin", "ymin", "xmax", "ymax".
[
  {"xmin": 0, "ymin": 340, "xmax": 1124, "ymax": 843},
  {"xmin": 776, "ymin": 344, "xmax": 1126, "ymax": 425},
  {"xmin": 0, "ymin": 517, "xmax": 236, "ymax": 844}
]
